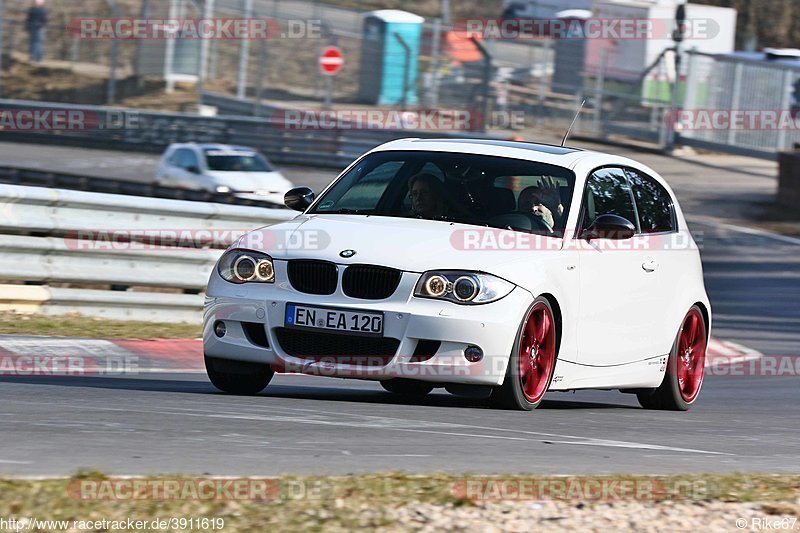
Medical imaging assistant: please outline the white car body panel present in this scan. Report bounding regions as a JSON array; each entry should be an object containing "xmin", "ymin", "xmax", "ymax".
[{"xmin": 203, "ymin": 138, "xmax": 711, "ymax": 393}]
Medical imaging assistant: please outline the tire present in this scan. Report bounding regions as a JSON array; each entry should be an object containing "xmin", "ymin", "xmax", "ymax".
[
  {"xmin": 490, "ymin": 297, "xmax": 558, "ymax": 410},
  {"xmin": 205, "ymin": 355, "xmax": 274, "ymax": 395},
  {"xmin": 380, "ymin": 379, "xmax": 434, "ymax": 397},
  {"xmin": 637, "ymin": 306, "xmax": 707, "ymax": 411}
]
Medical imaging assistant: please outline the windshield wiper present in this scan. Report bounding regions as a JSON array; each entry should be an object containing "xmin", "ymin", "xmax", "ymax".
[
  {"xmin": 322, "ymin": 208, "xmax": 372, "ymax": 215},
  {"xmin": 429, "ymin": 214, "xmax": 483, "ymax": 225}
]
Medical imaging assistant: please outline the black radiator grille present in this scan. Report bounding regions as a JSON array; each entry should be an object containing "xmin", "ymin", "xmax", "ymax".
[
  {"xmin": 275, "ymin": 328, "xmax": 399, "ymax": 366},
  {"xmin": 342, "ymin": 265, "xmax": 402, "ymax": 300},
  {"xmin": 287, "ymin": 260, "xmax": 338, "ymax": 295}
]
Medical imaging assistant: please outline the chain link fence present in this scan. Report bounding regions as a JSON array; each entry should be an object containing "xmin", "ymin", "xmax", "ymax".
[
  {"xmin": 678, "ymin": 50, "xmax": 800, "ymax": 157},
  {"xmin": 1, "ymin": 1, "xmax": 799, "ymax": 159},
  {"xmin": 1, "ymin": 0, "xmax": 141, "ymax": 67}
]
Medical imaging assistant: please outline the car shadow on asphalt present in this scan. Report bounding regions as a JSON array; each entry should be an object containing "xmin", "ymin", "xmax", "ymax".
[{"xmin": 0, "ymin": 375, "xmax": 640, "ymax": 410}]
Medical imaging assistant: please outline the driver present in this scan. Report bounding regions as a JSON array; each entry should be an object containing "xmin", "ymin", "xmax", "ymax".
[{"xmin": 409, "ymin": 173, "xmax": 458, "ymax": 219}]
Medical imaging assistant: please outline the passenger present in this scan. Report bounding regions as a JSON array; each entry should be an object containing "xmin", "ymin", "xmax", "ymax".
[
  {"xmin": 518, "ymin": 176, "xmax": 564, "ymax": 229},
  {"xmin": 408, "ymin": 173, "xmax": 458, "ymax": 219}
]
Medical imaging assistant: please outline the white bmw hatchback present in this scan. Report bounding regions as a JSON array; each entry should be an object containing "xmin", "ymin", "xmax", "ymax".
[{"xmin": 203, "ymin": 138, "xmax": 711, "ymax": 410}]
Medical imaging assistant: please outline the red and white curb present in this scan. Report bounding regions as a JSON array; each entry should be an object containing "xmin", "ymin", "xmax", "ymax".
[
  {"xmin": 706, "ymin": 338, "xmax": 764, "ymax": 366},
  {"xmin": 0, "ymin": 335, "xmax": 767, "ymax": 376},
  {"xmin": 0, "ymin": 336, "xmax": 205, "ymax": 374}
]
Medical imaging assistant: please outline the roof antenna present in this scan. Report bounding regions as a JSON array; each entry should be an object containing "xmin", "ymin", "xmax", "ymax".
[{"xmin": 561, "ymin": 99, "xmax": 586, "ymax": 147}]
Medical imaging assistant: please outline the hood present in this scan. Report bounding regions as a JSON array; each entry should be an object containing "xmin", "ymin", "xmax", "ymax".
[
  {"xmin": 235, "ymin": 214, "xmax": 565, "ymax": 280},
  {"xmin": 205, "ymin": 170, "xmax": 293, "ymax": 193}
]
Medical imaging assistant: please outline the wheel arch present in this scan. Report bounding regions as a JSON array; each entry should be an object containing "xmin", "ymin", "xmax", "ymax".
[
  {"xmin": 538, "ymin": 292, "xmax": 563, "ymax": 357},
  {"xmin": 693, "ymin": 301, "xmax": 711, "ymax": 342}
]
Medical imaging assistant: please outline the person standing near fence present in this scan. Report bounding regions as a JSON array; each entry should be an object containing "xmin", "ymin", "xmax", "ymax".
[{"xmin": 25, "ymin": 0, "xmax": 48, "ymax": 63}]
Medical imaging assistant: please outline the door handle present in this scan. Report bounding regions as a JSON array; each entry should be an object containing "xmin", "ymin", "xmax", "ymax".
[{"xmin": 642, "ymin": 259, "xmax": 658, "ymax": 273}]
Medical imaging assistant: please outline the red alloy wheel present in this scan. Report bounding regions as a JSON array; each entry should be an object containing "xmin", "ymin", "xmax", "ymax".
[
  {"xmin": 676, "ymin": 308, "xmax": 707, "ymax": 403},
  {"xmin": 517, "ymin": 302, "xmax": 556, "ymax": 404}
]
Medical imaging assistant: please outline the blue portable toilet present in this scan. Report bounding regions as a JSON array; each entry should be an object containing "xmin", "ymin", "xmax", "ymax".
[{"xmin": 357, "ymin": 10, "xmax": 424, "ymax": 106}]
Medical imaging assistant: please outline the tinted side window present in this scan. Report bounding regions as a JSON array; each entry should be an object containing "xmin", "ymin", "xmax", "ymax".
[
  {"xmin": 582, "ymin": 168, "xmax": 637, "ymax": 229},
  {"xmin": 172, "ymin": 148, "xmax": 197, "ymax": 169},
  {"xmin": 625, "ymin": 169, "xmax": 676, "ymax": 233}
]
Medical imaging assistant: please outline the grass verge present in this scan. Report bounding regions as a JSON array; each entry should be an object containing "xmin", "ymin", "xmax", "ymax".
[
  {"xmin": 0, "ymin": 473, "xmax": 798, "ymax": 531},
  {"xmin": 0, "ymin": 313, "xmax": 201, "ymax": 339}
]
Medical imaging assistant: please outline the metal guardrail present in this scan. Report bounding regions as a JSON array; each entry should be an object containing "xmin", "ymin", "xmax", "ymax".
[
  {"xmin": 0, "ymin": 97, "xmax": 354, "ymax": 169},
  {"xmin": 0, "ymin": 165, "xmax": 285, "ymax": 207},
  {"xmin": 0, "ymin": 183, "xmax": 295, "ymax": 323},
  {"xmin": 0, "ymin": 97, "xmax": 489, "ymax": 170}
]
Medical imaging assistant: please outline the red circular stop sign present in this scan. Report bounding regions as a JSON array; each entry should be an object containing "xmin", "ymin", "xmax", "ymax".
[{"xmin": 319, "ymin": 46, "xmax": 344, "ymax": 76}]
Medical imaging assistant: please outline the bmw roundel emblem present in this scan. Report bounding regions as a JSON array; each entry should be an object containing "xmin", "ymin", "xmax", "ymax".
[{"xmin": 339, "ymin": 249, "xmax": 356, "ymax": 258}]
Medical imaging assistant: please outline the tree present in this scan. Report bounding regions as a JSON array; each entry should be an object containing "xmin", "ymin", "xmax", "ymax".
[{"xmin": 692, "ymin": 0, "xmax": 800, "ymax": 49}]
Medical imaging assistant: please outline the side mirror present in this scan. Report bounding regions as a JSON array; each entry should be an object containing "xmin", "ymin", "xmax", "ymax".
[
  {"xmin": 284, "ymin": 187, "xmax": 315, "ymax": 212},
  {"xmin": 186, "ymin": 165, "xmax": 201, "ymax": 174},
  {"xmin": 584, "ymin": 214, "xmax": 636, "ymax": 240}
]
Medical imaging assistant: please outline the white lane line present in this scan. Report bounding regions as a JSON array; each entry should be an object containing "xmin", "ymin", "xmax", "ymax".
[
  {"xmin": 363, "ymin": 454, "xmax": 431, "ymax": 457},
  {"xmin": 394, "ymin": 429, "xmax": 530, "ymax": 441},
  {"xmin": 228, "ymin": 404, "xmax": 732, "ymax": 455},
  {"xmin": 0, "ymin": 459, "xmax": 33, "ymax": 464},
  {"xmin": 690, "ymin": 217, "xmax": 800, "ymax": 246},
  {"xmin": 540, "ymin": 439, "xmax": 729, "ymax": 454},
  {"xmin": 133, "ymin": 368, "xmax": 205, "ymax": 374},
  {"xmin": 6, "ymin": 400, "xmax": 728, "ymax": 456},
  {"xmin": 717, "ymin": 222, "xmax": 800, "ymax": 246}
]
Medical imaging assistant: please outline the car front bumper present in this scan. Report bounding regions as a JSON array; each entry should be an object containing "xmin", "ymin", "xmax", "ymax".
[{"xmin": 203, "ymin": 270, "xmax": 533, "ymax": 386}]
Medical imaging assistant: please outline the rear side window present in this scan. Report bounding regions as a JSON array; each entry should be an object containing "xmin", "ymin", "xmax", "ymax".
[
  {"xmin": 582, "ymin": 167, "xmax": 637, "ymax": 229},
  {"xmin": 625, "ymin": 169, "xmax": 676, "ymax": 233}
]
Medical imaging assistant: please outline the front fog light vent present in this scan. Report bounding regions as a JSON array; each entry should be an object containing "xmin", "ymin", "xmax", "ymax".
[{"xmin": 464, "ymin": 345, "xmax": 483, "ymax": 362}]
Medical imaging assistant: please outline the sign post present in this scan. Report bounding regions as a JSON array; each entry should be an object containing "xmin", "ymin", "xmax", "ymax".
[{"xmin": 319, "ymin": 46, "xmax": 344, "ymax": 110}]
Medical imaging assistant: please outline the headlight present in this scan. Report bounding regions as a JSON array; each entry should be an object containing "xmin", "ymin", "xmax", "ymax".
[
  {"xmin": 218, "ymin": 249, "xmax": 275, "ymax": 284},
  {"xmin": 414, "ymin": 271, "xmax": 514, "ymax": 305},
  {"xmin": 216, "ymin": 185, "xmax": 231, "ymax": 194}
]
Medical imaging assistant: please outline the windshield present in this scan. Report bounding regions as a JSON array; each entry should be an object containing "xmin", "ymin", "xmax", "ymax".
[
  {"xmin": 204, "ymin": 149, "xmax": 274, "ymax": 172},
  {"xmin": 309, "ymin": 150, "xmax": 576, "ymax": 236}
]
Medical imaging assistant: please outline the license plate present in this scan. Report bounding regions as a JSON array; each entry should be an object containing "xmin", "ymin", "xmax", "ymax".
[{"xmin": 284, "ymin": 303, "xmax": 384, "ymax": 337}]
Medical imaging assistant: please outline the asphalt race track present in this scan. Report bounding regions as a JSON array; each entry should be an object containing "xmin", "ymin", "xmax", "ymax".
[{"xmin": 0, "ymin": 141, "xmax": 798, "ymax": 476}]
